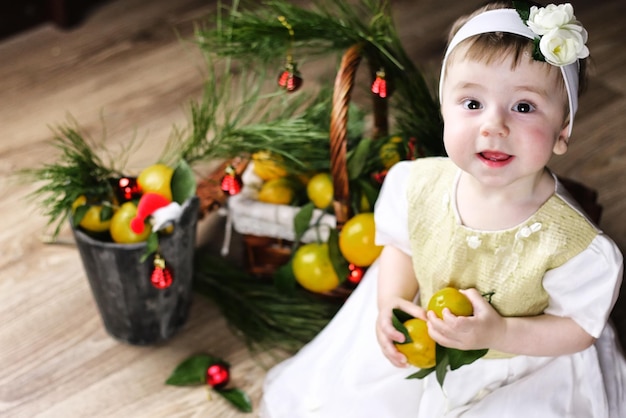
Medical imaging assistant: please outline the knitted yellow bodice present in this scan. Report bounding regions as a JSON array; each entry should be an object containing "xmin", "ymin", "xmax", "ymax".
[{"xmin": 407, "ymin": 159, "xmax": 598, "ymax": 357}]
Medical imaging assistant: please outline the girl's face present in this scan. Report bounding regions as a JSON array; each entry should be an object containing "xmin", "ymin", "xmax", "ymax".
[{"xmin": 440, "ymin": 51, "xmax": 570, "ymax": 190}]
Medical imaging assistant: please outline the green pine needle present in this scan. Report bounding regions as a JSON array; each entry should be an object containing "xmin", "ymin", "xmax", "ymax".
[{"xmin": 193, "ymin": 254, "xmax": 341, "ymax": 353}]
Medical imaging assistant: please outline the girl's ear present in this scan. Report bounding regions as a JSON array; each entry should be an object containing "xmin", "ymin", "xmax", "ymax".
[{"xmin": 553, "ymin": 123, "xmax": 570, "ymax": 155}]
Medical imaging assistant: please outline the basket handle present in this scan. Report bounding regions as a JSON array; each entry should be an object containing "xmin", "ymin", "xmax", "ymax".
[{"xmin": 330, "ymin": 43, "xmax": 389, "ymax": 228}]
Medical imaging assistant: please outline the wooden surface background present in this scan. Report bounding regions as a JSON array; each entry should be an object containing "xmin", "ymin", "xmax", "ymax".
[{"xmin": 1, "ymin": 0, "xmax": 624, "ymax": 416}]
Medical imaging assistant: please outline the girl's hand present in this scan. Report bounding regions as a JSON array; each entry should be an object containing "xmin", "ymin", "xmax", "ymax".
[
  {"xmin": 426, "ymin": 288, "xmax": 505, "ymax": 351},
  {"xmin": 375, "ymin": 298, "xmax": 426, "ymax": 368}
]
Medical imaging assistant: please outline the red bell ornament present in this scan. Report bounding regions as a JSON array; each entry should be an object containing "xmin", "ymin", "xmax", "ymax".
[
  {"xmin": 151, "ymin": 253, "xmax": 173, "ymax": 289},
  {"xmin": 206, "ymin": 363, "xmax": 230, "ymax": 389},
  {"xmin": 371, "ymin": 68, "xmax": 387, "ymax": 98},
  {"xmin": 277, "ymin": 62, "xmax": 303, "ymax": 92},
  {"xmin": 220, "ymin": 165, "xmax": 242, "ymax": 196}
]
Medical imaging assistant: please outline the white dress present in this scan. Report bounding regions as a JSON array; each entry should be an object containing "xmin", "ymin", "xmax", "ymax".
[{"xmin": 260, "ymin": 160, "xmax": 626, "ymax": 418}]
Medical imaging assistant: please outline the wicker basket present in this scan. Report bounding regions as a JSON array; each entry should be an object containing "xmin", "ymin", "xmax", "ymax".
[{"xmin": 194, "ymin": 43, "xmax": 387, "ymax": 299}]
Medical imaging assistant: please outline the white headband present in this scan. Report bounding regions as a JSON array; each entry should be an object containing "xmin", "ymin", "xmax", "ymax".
[{"xmin": 439, "ymin": 8, "xmax": 581, "ymax": 137}]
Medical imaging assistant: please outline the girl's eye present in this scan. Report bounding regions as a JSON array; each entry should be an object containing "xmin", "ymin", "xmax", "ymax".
[
  {"xmin": 462, "ymin": 99, "xmax": 482, "ymax": 110},
  {"xmin": 513, "ymin": 102, "xmax": 535, "ymax": 113}
]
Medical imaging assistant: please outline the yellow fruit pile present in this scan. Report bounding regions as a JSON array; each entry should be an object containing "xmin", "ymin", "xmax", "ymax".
[
  {"xmin": 72, "ymin": 163, "xmax": 175, "ymax": 244},
  {"xmin": 250, "ymin": 151, "xmax": 385, "ymax": 294}
]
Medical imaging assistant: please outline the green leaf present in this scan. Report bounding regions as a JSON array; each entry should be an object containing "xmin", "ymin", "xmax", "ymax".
[
  {"xmin": 347, "ymin": 137, "xmax": 373, "ymax": 181},
  {"xmin": 512, "ymin": 1, "xmax": 531, "ymax": 22},
  {"xmin": 140, "ymin": 231, "xmax": 159, "ymax": 263},
  {"xmin": 100, "ymin": 204, "xmax": 113, "ymax": 222},
  {"xmin": 447, "ymin": 348, "xmax": 488, "ymax": 371},
  {"xmin": 406, "ymin": 367, "xmax": 435, "ymax": 379},
  {"xmin": 435, "ymin": 344, "xmax": 450, "ymax": 387},
  {"xmin": 72, "ymin": 204, "xmax": 88, "ymax": 226},
  {"xmin": 353, "ymin": 178, "xmax": 379, "ymax": 213},
  {"xmin": 171, "ymin": 159, "xmax": 197, "ymax": 204},
  {"xmin": 391, "ymin": 309, "xmax": 414, "ymax": 343},
  {"xmin": 215, "ymin": 388, "xmax": 253, "ymax": 413},
  {"xmin": 328, "ymin": 228, "xmax": 349, "ymax": 283},
  {"xmin": 274, "ymin": 259, "xmax": 297, "ymax": 293},
  {"xmin": 166, "ymin": 354, "xmax": 222, "ymax": 386},
  {"xmin": 293, "ymin": 202, "xmax": 315, "ymax": 243}
]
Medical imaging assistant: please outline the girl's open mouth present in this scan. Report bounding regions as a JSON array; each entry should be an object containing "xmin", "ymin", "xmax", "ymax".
[{"xmin": 478, "ymin": 151, "xmax": 513, "ymax": 166}]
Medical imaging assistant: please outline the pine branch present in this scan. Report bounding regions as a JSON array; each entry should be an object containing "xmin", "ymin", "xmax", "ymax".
[
  {"xmin": 19, "ymin": 120, "xmax": 125, "ymax": 238},
  {"xmin": 193, "ymin": 255, "xmax": 340, "ymax": 353}
]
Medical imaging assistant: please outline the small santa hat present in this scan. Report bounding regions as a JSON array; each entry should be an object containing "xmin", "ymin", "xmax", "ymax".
[{"xmin": 131, "ymin": 193, "xmax": 182, "ymax": 234}]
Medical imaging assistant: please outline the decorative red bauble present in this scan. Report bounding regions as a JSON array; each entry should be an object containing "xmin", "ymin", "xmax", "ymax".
[
  {"xmin": 112, "ymin": 176, "xmax": 142, "ymax": 202},
  {"xmin": 151, "ymin": 253, "xmax": 173, "ymax": 289},
  {"xmin": 347, "ymin": 263, "xmax": 365, "ymax": 285},
  {"xmin": 220, "ymin": 165, "xmax": 243, "ymax": 196},
  {"xmin": 206, "ymin": 363, "xmax": 230, "ymax": 389},
  {"xmin": 277, "ymin": 62, "xmax": 303, "ymax": 92},
  {"xmin": 371, "ymin": 69, "xmax": 387, "ymax": 98},
  {"xmin": 372, "ymin": 170, "xmax": 388, "ymax": 184}
]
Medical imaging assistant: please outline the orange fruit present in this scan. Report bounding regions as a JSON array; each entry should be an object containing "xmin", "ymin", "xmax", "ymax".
[
  {"xmin": 110, "ymin": 201, "xmax": 151, "ymax": 244},
  {"xmin": 395, "ymin": 318, "xmax": 436, "ymax": 369},
  {"xmin": 338, "ymin": 213, "xmax": 383, "ymax": 267},
  {"xmin": 292, "ymin": 242, "xmax": 340, "ymax": 293},
  {"xmin": 252, "ymin": 151, "xmax": 288, "ymax": 181},
  {"xmin": 257, "ymin": 178, "xmax": 295, "ymax": 205},
  {"xmin": 306, "ymin": 172, "xmax": 333, "ymax": 209},
  {"xmin": 427, "ymin": 287, "xmax": 473, "ymax": 319},
  {"xmin": 71, "ymin": 195, "xmax": 112, "ymax": 233},
  {"xmin": 137, "ymin": 163, "xmax": 174, "ymax": 201}
]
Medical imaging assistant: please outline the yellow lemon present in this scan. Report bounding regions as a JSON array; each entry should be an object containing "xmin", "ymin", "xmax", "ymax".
[
  {"xmin": 306, "ymin": 172, "xmax": 333, "ymax": 209},
  {"xmin": 110, "ymin": 201, "xmax": 151, "ymax": 244},
  {"xmin": 338, "ymin": 213, "xmax": 383, "ymax": 267},
  {"xmin": 379, "ymin": 136, "xmax": 403, "ymax": 169},
  {"xmin": 257, "ymin": 178, "xmax": 295, "ymax": 205},
  {"xmin": 395, "ymin": 318, "xmax": 436, "ymax": 369},
  {"xmin": 252, "ymin": 151, "xmax": 288, "ymax": 181},
  {"xmin": 428, "ymin": 287, "xmax": 474, "ymax": 318},
  {"xmin": 137, "ymin": 163, "xmax": 174, "ymax": 201},
  {"xmin": 71, "ymin": 195, "xmax": 112, "ymax": 233},
  {"xmin": 292, "ymin": 242, "xmax": 340, "ymax": 293}
]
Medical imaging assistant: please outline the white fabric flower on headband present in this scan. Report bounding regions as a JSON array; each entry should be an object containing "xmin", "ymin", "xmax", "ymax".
[{"xmin": 524, "ymin": 3, "xmax": 589, "ymax": 66}]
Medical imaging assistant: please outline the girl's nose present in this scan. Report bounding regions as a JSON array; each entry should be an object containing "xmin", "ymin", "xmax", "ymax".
[{"xmin": 480, "ymin": 108, "xmax": 509, "ymax": 138}]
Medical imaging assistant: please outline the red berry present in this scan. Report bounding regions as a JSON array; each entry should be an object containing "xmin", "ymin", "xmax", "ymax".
[{"xmin": 206, "ymin": 363, "xmax": 230, "ymax": 389}]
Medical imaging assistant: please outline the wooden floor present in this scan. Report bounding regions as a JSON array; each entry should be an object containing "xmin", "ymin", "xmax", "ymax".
[{"xmin": 1, "ymin": 0, "xmax": 624, "ymax": 416}]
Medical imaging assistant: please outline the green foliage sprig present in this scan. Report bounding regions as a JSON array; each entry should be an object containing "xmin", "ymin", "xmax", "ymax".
[
  {"xmin": 20, "ymin": 120, "xmax": 124, "ymax": 238},
  {"xmin": 193, "ymin": 254, "xmax": 341, "ymax": 354}
]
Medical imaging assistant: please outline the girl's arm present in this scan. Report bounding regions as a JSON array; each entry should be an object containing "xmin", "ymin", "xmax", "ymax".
[
  {"xmin": 375, "ymin": 245, "xmax": 425, "ymax": 367},
  {"xmin": 426, "ymin": 288, "xmax": 595, "ymax": 356}
]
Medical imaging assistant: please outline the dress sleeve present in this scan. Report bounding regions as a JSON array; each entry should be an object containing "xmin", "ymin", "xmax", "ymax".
[
  {"xmin": 543, "ymin": 234, "xmax": 624, "ymax": 338},
  {"xmin": 373, "ymin": 161, "xmax": 412, "ymax": 256}
]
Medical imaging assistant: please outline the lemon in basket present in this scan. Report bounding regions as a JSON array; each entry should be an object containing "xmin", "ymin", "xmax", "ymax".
[
  {"xmin": 292, "ymin": 242, "xmax": 340, "ymax": 293},
  {"xmin": 339, "ymin": 213, "xmax": 383, "ymax": 267},
  {"xmin": 306, "ymin": 172, "xmax": 333, "ymax": 209},
  {"xmin": 252, "ymin": 151, "xmax": 288, "ymax": 181},
  {"xmin": 257, "ymin": 178, "xmax": 295, "ymax": 205}
]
